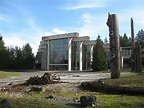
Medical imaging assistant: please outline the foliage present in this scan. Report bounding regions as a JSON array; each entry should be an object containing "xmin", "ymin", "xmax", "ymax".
[
  {"xmin": 0, "ymin": 35, "xmax": 35, "ymax": 69},
  {"xmin": 91, "ymin": 35, "xmax": 107, "ymax": 71},
  {"xmin": 22, "ymin": 43, "xmax": 35, "ymax": 69},
  {"xmin": 135, "ymin": 29, "xmax": 144, "ymax": 47},
  {"xmin": 0, "ymin": 36, "xmax": 9, "ymax": 69},
  {"xmin": 7, "ymin": 44, "xmax": 35, "ymax": 69},
  {"xmin": 119, "ymin": 33, "xmax": 131, "ymax": 47}
]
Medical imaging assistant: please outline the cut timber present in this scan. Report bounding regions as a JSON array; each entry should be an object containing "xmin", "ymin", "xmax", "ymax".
[{"xmin": 81, "ymin": 80, "xmax": 144, "ymax": 95}]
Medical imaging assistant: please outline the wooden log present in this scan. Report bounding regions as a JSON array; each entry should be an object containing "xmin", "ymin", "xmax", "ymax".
[{"xmin": 81, "ymin": 81, "xmax": 144, "ymax": 95}]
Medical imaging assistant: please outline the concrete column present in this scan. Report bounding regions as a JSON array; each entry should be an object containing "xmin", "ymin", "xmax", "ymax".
[
  {"xmin": 68, "ymin": 38, "xmax": 72, "ymax": 71},
  {"xmin": 47, "ymin": 40, "xmax": 49, "ymax": 70},
  {"xmin": 121, "ymin": 55, "xmax": 123, "ymax": 68},
  {"xmin": 90, "ymin": 45, "xmax": 94, "ymax": 62},
  {"xmin": 79, "ymin": 41, "xmax": 83, "ymax": 71}
]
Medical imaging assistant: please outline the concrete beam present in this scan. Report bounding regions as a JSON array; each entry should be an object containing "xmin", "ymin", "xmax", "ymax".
[
  {"xmin": 42, "ymin": 32, "xmax": 79, "ymax": 40},
  {"xmin": 83, "ymin": 40, "xmax": 95, "ymax": 45},
  {"xmin": 72, "ymin": 36, "xmax": 90, "ymax": 42}
]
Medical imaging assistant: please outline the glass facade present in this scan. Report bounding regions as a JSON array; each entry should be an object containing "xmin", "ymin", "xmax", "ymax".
[
  {"xmin": 82, "ymin": 45, "xmax": 91, "ymax": 70},
  {"xmin": 36, "ymin": 33, "xmax": 96, "ymax": 71},
  {"xmin": 49, "ymin": 38, "xmax": 68, "ymax": 70},
  {"xmin": 71, "ymin": 41, "xmax": 80, "ymax": 70}
]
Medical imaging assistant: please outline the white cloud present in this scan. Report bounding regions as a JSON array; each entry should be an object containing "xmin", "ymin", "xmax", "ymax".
[
  {"xmin": 4, "ymin": 36, "xmax": 26, "ymax": 48},
  {"xmin": 52, "ymin": 28, "xmax": 68, "ymax": 34},
  {"xmin": 117, "ymin": 7, "xmax": 144, "ymax": 36},
  {"xmin": 27, "ymin": 19, "xmax": 42, "ymax": 35},
  {"xmin": 3, "ymin": 27, "xmax": 70, "ymax": 55},
  {"xmin": 78, "ymin": 13, "xmax": 108, "ymax": 40},
  {"xmin": 61, "ymin": 0, "xmax": 107, "ymax": 10},
  {"xmin": 0, "ymin": 14, "xmax": 14, "ymax": 23},
  {"xmin": 42, "ymin": 28, "xmax": 69, "ymax": 36},
  {"xmin": 43, "ymin": 32, "xmax": 54, "ymax": 36}
]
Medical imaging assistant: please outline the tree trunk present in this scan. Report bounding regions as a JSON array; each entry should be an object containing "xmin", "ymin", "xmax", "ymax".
[{"xmin": 81, "ymin": 81, "xmax": 144, "ymax": 95}]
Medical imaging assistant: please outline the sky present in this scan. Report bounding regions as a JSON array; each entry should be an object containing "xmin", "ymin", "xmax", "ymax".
[{"xmin": 0, "ymin": 0, "xmax": 144, "ymax": 55}]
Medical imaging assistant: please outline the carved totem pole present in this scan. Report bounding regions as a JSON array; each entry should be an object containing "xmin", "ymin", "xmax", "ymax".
[
  {"xmin": 106, "ymin": 13, "xmax": 120, "ymax": 78},
  {"xmin": 131, "ymin": 18, "xmax": 142, "ymax": 73},
  {"xmin": 131, "ymin": 18, "xmax": 135, "ymax": 71}
]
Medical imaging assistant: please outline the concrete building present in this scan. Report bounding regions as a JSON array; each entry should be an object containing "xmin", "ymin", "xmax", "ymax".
[
  {"xmin": 36, "ymin": 32, "xmax": 96, "ymax": 71},
  {"xmin": 120, "ymin": 47, "xmax": 132, "ymax": 68},
  {"xmin": 120, "ymin": 46, "xmax": 144, "ymax": 68}
]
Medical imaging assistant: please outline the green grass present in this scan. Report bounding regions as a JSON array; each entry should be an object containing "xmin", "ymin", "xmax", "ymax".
[
  {"xmin": 102, "ymin": 73, "xmax": 144, "ymax": 87},
  {"xmin": 0, "ymin": 71, "xmax": 21, "ymax": 79},
  {"xmin": 0, "ymin": 94, "xmax": 75, "ymax": 108},
  {"xmin": 0, "ymin": 90, "xmax": 143, "ymax": 108}
]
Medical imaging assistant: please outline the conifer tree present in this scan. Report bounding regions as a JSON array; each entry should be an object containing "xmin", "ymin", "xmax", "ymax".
[
  {"xmin": 91, "ymin": 35, "xmax": 107, "ymax": 71},
  {"xmin": 0, "ymin": 35, "xmax": 9, "ymax": 69}
]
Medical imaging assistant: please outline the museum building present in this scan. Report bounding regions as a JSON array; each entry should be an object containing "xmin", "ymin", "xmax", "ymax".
[{"xmin": 36, "ymin": 32, "xmax": 96, "ymax": 71}]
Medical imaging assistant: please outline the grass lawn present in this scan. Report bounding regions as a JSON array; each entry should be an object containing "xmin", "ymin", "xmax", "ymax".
[
  {"xmin": 0, "ymin": 71, "xmax": 21, "ymax": 79},
  {"xmin": 102, "ymin": 72, "xmax": 144, "ymax": 87},
  {"xmin": 0, "ymin": 71, "xmax": 144, "ymax": 108}
]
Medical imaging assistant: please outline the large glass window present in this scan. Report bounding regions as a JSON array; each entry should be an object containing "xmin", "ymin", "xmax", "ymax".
[
  {"xmin": 82, "ymin": 45, "xmax": 91, "ymax": 70},
  {"xmin": 49, "ymin": 38, "xmax": 68, "ymax": 64},
  {"xmin": 71, "ymin": 41, "xmax": 80, "ymax": 70}
]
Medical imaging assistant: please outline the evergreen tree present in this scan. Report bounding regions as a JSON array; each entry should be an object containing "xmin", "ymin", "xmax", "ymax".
[
  {"xmin": 91, "ymin": 35, "xmax": 107, "ymax": 71},
  {"xmin": 135, "ymin": 29, "xmax": 144, "ymax": 47},
  {"xmin": 7, "ymin": 47, "xmax": 16, "ymax": 69},
  {"xmin": 0, "ymin": 35, "xmax": 35, "ymax": 69},
  {"xmin": 22, "ymin": 43, "xmax": 35, "ymax": 69},
  {"xmin": 0, "ymin": 35, "xmax": 9, "ymax": 69},
  {"xmin": 119, "ymin": 33, "xmax": 131, "ymax": 47},
  {"xmin": 15, "ymin": 46, "xmax": 23, "ymax": 69}
]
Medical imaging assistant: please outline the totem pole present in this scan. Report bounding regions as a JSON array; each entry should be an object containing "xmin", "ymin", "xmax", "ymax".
[
  {"xmin": 131, "ymin": 18, "xmax": 136, "ymax": 71},
  {"xmin": 131, "ymin": 18, "xmax": 142, "ymax": 73},
  {"xmin": 135, "ymin": 43, "xmax": 142, "ymax": 73},
  {"xmin": 106, "ymin": 13, "xmax": 120, "ymax": 79}
]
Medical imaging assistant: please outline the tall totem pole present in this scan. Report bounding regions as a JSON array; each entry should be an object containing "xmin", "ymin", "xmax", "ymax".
[
  {"xmin": 131, "ymin": 18, "xmax": 142, "ymax": 73},
  {"xmin": 106, "ymin": 13, "xmax": 120, "ymax": 79},
  {"xmin": 131, "ymin": 18, "xmax": 135, "ymax": 71}
]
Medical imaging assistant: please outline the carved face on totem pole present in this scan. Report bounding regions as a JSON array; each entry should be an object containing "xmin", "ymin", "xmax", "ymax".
[
  {"xmin": 106, "ymin": 13, "xmax": 115, "ymax": 63},
  {"xmin": 106, "ymin": 13, "xmax": 113, "ymax": 37}
]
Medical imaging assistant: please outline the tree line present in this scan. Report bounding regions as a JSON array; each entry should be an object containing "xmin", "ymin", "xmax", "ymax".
[
  {"xmin": 119, "ymin": 29, "xmax": 144, "ymax": 47},
  {"xmin": 0, "ymin": 36, "xmax": 35, "ymax": 70}
]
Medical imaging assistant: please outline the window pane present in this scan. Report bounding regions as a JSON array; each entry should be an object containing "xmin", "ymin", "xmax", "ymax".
[{"xmin": 49, "ymin": 38, "xmax": 68, "ymax": 64}]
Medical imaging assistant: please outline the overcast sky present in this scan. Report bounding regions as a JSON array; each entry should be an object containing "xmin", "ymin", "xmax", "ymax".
[{"xmin": 0, "ymin": 0, "xmax": 144, "ymax": 54}]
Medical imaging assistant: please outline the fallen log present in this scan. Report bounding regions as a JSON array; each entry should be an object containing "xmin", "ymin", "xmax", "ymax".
[{"xmin": 80, "ymin": 80, "xmax": 144, "ymax": 95}]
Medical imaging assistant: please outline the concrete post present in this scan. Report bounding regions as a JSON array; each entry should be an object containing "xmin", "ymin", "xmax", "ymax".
[
  {"xmin": 121, "ymin": 55, "xmax": 123, "ymax": 68},
  {"xmin": 47, "ymin": 40, "xmax": 49, "ymax": 70},
  {"xmin": 68, "ymin": 38, "xmax": 72, "ymax": 71},
  {"xmin": 90, "ymin": 45, "xmax": 94, "ymax": 62},
  {"xmin": 80, "ymin": 41, "xmax": 83, "ymax": 71}
]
